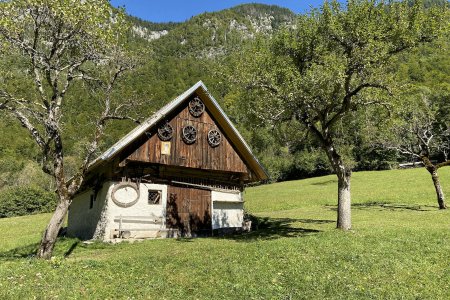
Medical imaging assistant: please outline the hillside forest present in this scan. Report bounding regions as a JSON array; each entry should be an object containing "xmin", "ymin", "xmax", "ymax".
[{"xmin": 0, "ymin": 0, "xmax": 449, "ymax": 216}]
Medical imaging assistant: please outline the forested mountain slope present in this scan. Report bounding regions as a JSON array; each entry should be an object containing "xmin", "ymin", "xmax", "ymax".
[
  {"xmin": 0, "ymin": 4, "xmax": 295, "ymax": 193},
  {"xmin": 0, "ymin": 2, "xmax": 448, "ymax": 199}
]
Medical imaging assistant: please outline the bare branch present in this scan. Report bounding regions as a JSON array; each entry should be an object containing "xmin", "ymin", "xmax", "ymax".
[
  {"xmin": 59, "ymin": 58, "xmax": 88, "ymax": 100},
  {"xmin": 387, "ymin": 145, "xmax": 421, "ymax": 158},
  {"xmin": 0, "ymin": 103, "xmax": 46, "ymax": 149}
]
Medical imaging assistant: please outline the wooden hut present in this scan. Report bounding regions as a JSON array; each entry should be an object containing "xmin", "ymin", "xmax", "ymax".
[{"xmin": 67, "ymin": 81, "xmax": 268, "ymax": 240}]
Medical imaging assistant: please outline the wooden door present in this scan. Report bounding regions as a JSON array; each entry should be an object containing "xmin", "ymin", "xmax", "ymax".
[{"xmin": 166, "ymin": 185, "xmax": 212, "ymax": 236}]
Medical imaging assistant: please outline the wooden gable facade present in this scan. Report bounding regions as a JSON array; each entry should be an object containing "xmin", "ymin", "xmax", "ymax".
[{"xmin": 125, "ymin": 93, "xmax": 249, "ymax": 176}]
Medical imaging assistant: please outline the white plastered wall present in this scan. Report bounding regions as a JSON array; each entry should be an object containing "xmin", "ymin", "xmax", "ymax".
[
  {"xmin": 67, "ymin": 186, "xmax": 108, "ymax": 240},
  {"xmin": 102, "ymin": 182, "xmax": 167, "ymax": 240},
  {"xmin": 67, "ymin": 181, "xmax": 168, "ymax": 240},
  {"xmin": 211, "ymin": 191, "xmax": 244, "ymax": 230},
  {"xmin": 68, "ymin": 182, "xmax": 245, "ymax": 239}
]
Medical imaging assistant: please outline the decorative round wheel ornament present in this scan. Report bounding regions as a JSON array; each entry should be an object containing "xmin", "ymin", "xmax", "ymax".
[
  {"xmin": 157, "ymin": 121, "xmax": 173, "ymax": 141},
  {"xmin": 182, "ymin": 125, "xmax": 197, "ymax": 144},
  {"xmin": 188, "ymin": 96, "xmax": 205, "ymax": 117},
  {"xmin": 111, "ymin": 182, "xmax": 140, "ymax": 208},
  {"xmin": 207, "ymin": 129, "xmax": 221, "ymax": 147}
]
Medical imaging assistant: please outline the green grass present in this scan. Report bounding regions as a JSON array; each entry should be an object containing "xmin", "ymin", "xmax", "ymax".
[{"xmin": 0, "ymin": 168, "xmax": 449, "ymax": 299}]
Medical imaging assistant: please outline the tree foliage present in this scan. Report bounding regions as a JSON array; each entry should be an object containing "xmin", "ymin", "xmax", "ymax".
[
  {"xmin": 228, "ymin": 0, "xmax": 448, "ymax": 229},
  {"xmin": 0, "ymin": 0, "xmax": 140, "ymax": 258},
  {"xmin": 0, "ymin": 185, "xmax": 56, "ymax": 218},
  {"xmin": 374, "ymin": 34, "xmax": 450, "ymax": 208}
]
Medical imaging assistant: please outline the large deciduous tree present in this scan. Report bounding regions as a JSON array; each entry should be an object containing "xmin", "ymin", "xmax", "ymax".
[
  {"xmin": 231, "ymin": 0, "xmax": 448, "ymax": 229},
  {"xmin": 0, "ymin": 0, "xmax": 140, "ymax": 258}
]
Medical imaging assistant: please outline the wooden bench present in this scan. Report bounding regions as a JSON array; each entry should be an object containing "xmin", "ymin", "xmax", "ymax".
[
  {"xmin": 111, "ymin": 215, "xmax": 179, "ymax": 239},
  {"xmin": 113, "ymin": 215, "xmax": 163, "ymax": 239}
]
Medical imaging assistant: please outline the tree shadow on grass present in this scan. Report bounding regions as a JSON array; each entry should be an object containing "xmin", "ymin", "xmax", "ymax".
[
  {"xmin": 325, "ymin": 202, "xmax": 437, "ymax": 212},
  {"xmin": 0, "ymin": 238, "xmax": 80, "ymax": 261},
  {"xmin": 0, "ymin": 242, "xmax": 39, "ymax": 260},
  {"xmin": 175, "ymin": 237, "xmax": 194, "ymax": 243},
  {"xmin": 218, "ymin": 217, "xmax": 327, "ymax": 242},
  {"xmin": 296, "ymin": 218, "xmax": 334, "ymax": 224},
  {"xmin": 310, "ymin": 179, "xmax": 337, "ymax": 186},
  {"xmin": 63, "ymin": 240, "xmax": 80, "ymax": 257}
]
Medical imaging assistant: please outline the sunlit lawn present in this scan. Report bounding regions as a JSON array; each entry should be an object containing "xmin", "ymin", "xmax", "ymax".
[{"xmin": 0, "ymin": 168, "xmax": 449, "ymax": 299}]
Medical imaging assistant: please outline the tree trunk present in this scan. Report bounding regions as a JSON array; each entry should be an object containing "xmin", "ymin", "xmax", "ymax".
[
  {"xmin": 336, "ymin": 166, "xmax": 352, "ymax": 230},
  {"xmin": 37, "ymin": 139, "xmax": 71, "ymax": 259},
  {"xmin": 37, "ymin": 196, "xmax": 71, "ymax": 259},
  {"xmin": 429, "ymin": 169, "xmax": 447, "ymax": 209},
  {"xmin": 421, "ymin": 155, "xmax": 447, "ymax": 209},
  {"xmin": 324, "ymin": 144, "xmax": 352, "ymax": 230}
]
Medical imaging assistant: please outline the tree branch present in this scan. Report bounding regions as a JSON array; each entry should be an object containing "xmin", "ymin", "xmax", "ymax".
[
  {"xmin": 324, "ymin": 83, "xmax": 391, "ymax": 130},
  {"xmin": 387, "ymin": 145, "xmax": 421, "ymax": 158},
  {"xmin": 0, "ymin": 103, "xmax": 46, "ymax": 149},
  {"xmin": 436, "ymin": 160, "xmax": 450, "ymax": 169}
]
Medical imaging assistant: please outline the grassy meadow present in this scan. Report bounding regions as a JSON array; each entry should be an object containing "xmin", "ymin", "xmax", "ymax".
[{"xmin": 0, "ymin": 168, "xmax": 449, "ymax": 299}]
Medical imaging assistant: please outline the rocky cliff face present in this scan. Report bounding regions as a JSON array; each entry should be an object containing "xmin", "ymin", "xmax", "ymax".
[
  {"xmin": 130, "ymin": 4, "xmax": 296, "ymax": 58},
  {"xmin": 132, "ymin": 26, "xmax": 169, "ymax": 41}
]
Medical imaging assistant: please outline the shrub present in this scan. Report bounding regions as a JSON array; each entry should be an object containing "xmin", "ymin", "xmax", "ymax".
[{"xmin": 0, "ymin": 186, "xmax": 56, "ymax": 218}]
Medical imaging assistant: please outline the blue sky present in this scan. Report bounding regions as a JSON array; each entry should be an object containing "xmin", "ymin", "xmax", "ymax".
[{"xmin": 110, "ymin": 1, "xmax": 326, "ymax": 23}]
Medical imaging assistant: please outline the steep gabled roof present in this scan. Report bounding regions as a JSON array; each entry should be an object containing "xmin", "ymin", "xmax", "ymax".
[{"xmin": 88, "ymin": 81, "xmax": 269, "ymax": 181}]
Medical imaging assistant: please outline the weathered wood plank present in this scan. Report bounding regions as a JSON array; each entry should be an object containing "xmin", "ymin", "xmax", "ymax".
[
  {"xmin": 166, "ymin": 185, "xmax": 211, "ymax": 235},
  {"xmin": 124, "ymin": 95, "xmax": 249, "ymax": 174}
]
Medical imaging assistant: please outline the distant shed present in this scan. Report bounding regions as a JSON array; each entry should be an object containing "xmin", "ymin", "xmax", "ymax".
[{"xmin": 67, "ymin": 81, "xmax": 268, "ymax": 240}]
